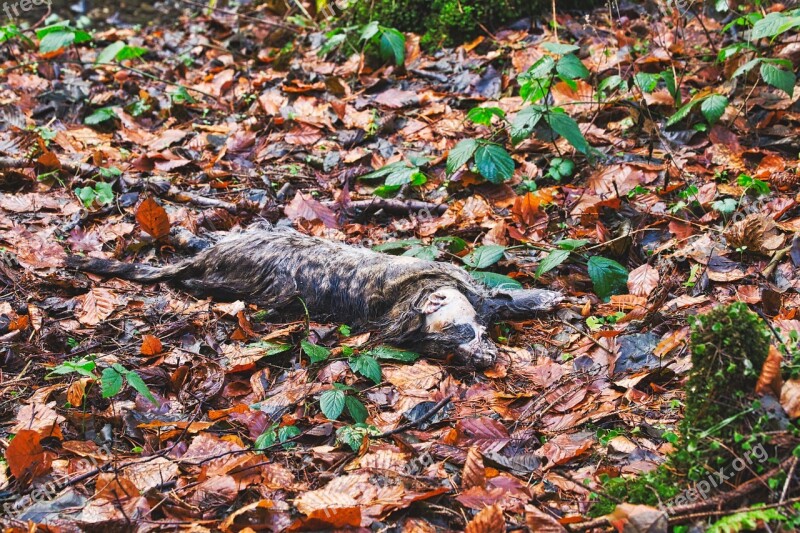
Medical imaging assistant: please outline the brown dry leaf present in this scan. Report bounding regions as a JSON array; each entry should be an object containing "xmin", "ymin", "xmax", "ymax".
[
  {"xmin": 627, "ymin": 264, "xmax": 659, "ymax": 297},
  {"xmin": 5, "ymin": 429, "xmax": 52, "ymax": 482},
  {"xmin": 12, "ymin": 400, "xmax": 65, "ymax": 434},
  {"xmin": 67, "ymin": 378, "xmax": 92, "ymax": 407},
  {"xmin": 781, "ymin": 379, "xmax": 800, "ymax": 419},
  {"xmin": 756, "ymin": 345, "xmax": 783, "ymax": 397},
  {"xmin": 462, "ymin": 447, "xmax": 486, "ymax": 490},
  {"xmin": 136, "ymin": 197, "xmax": 170, "ymax": 239},
  {"xmin": 285, "ymin": 191, "xmax": 338, "ymax": 229},
  {"xmin": 123, "ymin": 456, "xmax": 179, "ymax": 492},
  {"xmin": 465, "ymin": 504, "xmax": 505, "ymax": 533},
  {"xmin": 140, "ymin": 334, "xmax": 163, "ymax": 355},
  {"xmin": 456, "ymin": 418, "xmax": 511, "ymax": 454},
  {"xmin": 77, "ymin": 288, "xmax": 118, "ymax": 326},
  {"xmin": 724, "ymin": 214, "xmax": 785, "ymax": 256},
  {"xmin": 536, "ymin": 432, "xmax": 594, "ymax": 467},
  {"xmin": 608, "ymin": 503, "xmax": 668, "ymax": 533},
  {"xmin": 755, "ymin": 154, "xmax": 786, "ymax": 180},
  {"xmin": 525, "ymin": 505, "xmax": 567, "ymax": 532}
]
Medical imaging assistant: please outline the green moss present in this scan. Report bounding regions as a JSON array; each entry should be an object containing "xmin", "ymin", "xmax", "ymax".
[
  {"xmin": 678, "ymin": 302, "xmax": 771, "ymax": 474},
  {"xmin": 590, "ymin": 466, "xmax": 680, "ymax": 517}
]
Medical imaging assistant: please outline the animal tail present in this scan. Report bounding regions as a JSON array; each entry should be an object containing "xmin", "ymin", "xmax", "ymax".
[{"xmin": 66, "ymin": 256, "xmax": 186, "ymax": 283}]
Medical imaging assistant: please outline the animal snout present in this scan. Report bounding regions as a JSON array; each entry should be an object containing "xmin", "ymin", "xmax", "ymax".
[{"xmin": 457, "ymin": 333, "xmax": 498, "ymax": 369}]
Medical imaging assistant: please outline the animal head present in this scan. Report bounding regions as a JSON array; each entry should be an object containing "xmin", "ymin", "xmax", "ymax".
[{"xmin": 419, "ymin": 287, "xmax": 497, "ymax": 368}]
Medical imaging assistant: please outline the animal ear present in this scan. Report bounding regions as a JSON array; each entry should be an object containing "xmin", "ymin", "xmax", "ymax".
[
  {"xmin": 419, "ymin": 290, "xmax": 449, "ymax": 314},
  {"xmin": 481, "ymin": 289, "xmax": 563, "ymax": 319}
]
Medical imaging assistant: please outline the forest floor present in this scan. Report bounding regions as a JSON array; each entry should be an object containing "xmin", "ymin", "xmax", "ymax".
[{"xmin": 1, "ymin": 0, "xmax": 800, "ymax": 531}]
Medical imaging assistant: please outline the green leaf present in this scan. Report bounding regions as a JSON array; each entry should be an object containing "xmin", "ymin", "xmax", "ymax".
[
  {"xmin": 510, "ymin": 105, "xmax": 543, "ymax": 145},
  {"xmin": 750, "ymin": 11, "xmax": 800, "ymax": 40},
  {"xmin": 731, "ymin": 57, "xmax": 762, "ymax": 79},
  {"xmin": 39, "ymin": 30, "xmax": 76, "ymax": 53},
  {"xmin": 556, "ymin": 53, "xmax": 589, "ymax": 80},
  {"xmin": 760, "ymin": 62, "xmax": 795, "ymax": 97},
  {"xmin": 474, "ymin": 143, "xmax": 515, "ymax": 183},
  {"xmin": 470, "ymin": 271, "xmax": 523, "ymax": 290},
  {"xmin": 320, "ymin": 389, "xmax": 346, "ymax": 420},
  {"xmin": 403, "ymin": 245, "xmax": 437, "ymax": 261},
  {"xmin": 117, "ymin": 45, "xmax": 147, "ymax": 61},
  {"xmin": 598, "ymin": 74, "xmax": 624, "ymax": 93},
  {"xmin": 360, "ymin": 160, "xmax": 409, "ymax": 180},
  {"xmin": 94, "ymin": 182, "xmax": 115, "ymax": 205},
  {"xmin": 125, "ymin": 370, "xmax": 158, "ymax": 405},
  {"xmin": 712, "ymin": 197, "xmax": 738, "ymax": 215},
  {"xmin": 587, "ymin": 256, "xmax": 629, "ymax": 302},
  {"xmin": 446, "ymin": 139, "xmax": 478, "ymax": 176},
  {"xmin": 365, "ymin": 345, "xmax": 420, "ymax": 362},
  {"xmin": 536, "ymin": 249, "xmax": 570, "ymax": 278},
  {"xmin": 557, "ymin": 238, "xmax": 588, "ymax": 250},
  {"xmin": 359, "ymin": 21, "xmax": 379, "ymax": 41},
  {"xmin": 541, "ymin": 42, "xmax": 580, "ymax": 55},
  {"xmin": 661, "ymin": 70, "xmax": 679, "ymax": 104},
  {"xmin": 372, "ymin": 238, "xmax": 422, "ymax": 252},
  {"xmin": 47, "ymin": 358, "xmax": 96, "ymax": 379},
  {"xmin": 462, "ymin": 245, "xmax": 506, "ymax": 269},
  {"xmin": 700, "ymin": 94, "xmax": 728, "ymax": 125},
  {"xmin": 96, "ymin": 41, "xmax": 126, "ymax": 64},
  {"xmin": 545, "ymin": 111, "xmax": 590, "ymax": 153},
  {"xmin": 248, "ymin": 340, "xmax": 292, "ymax": 356},
  {"xmin": 524, "ymin": 55, "xmax": 556, "ymax": 79},
  {"xmin": 278, "ymin": 425, "xmax": 301, "ymax": 445},
  {"xmin": 301, "ymin": 340, "xmax": 331, "ymax": 363},
  {"xmin": 101, "ymin": 367, "xmax": 124, "ymax": 398},
  {"xmin": 666, "ymin": 99, "xmax": 699, "ymax": 127},
  {"xmin": 345, "ymin": 396, "xmax": 368, "ymax": 423},
  {"xmin": 350, "ymin": 355, "xmax": 382, "ymax": 384},
  {"xmin": 634, "ymin": 72, "xmax": 660, "ymax": 93},
  {"xmin": 467, "ymin": 106, "xmax": 505, "ymax": 126},
  {"xmin": 379, "ymin": 27, "xmax": 405, "ymax": 66},
  {"xmin": 85, "ymin": 107, "xmax": 118, "ymax": 125},
  {"xmin": 170, "ymin": 86, "xmax": 196, "ymax": 104},
  {"xmin": 254, "ymin": 427, "xmax": 277, "ymax": 449},
  {"xmin": 75, "ymin": 187, "xmax": 96, "ymax": 208}
]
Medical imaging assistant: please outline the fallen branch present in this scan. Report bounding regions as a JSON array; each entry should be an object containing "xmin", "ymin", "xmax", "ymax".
[{"xmin": 333, "ymin": 198, "xmax": 448, "ymax": 215}]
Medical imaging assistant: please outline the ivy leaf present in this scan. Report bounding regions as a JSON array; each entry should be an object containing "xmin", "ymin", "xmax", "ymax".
[
  {"xmin": 320, "ymin": 390, "xmax": 346, "ymax": 420},
  {"xmin": 545, "ymin": 111, "xmax": 590, "ymax": 154},
  {"xmin": 588, "ymin": 256, "xmax": 629, "ymax": 302},
  {"xmin": 462, "ymin": 245, "xmax": 506, "ymax": 269},
  {"xmin": 556, "ymin": 53, "xmax": 590, "ymax": 80},
  {"xmin": 100, "ymin": 367, "xmax": 124, "ymax": 398},
  {"xmin": 760, "ymin": 62, "xmax": 795, "ymax": 97},
  {"xmin": 510, "ymin": 105, "xmax": 543, "ymax": 145},
  {"xmin": 349, "ymin": 355, "xmax": 382, "ymax": 384},
  {"xmin": 700, "ymin": 94, "xmax": 728, "ymax": 125},
  {"xmin": 474, "ymin": 143, "xmax": 515, "ymax": 183},
  {"xmin": 301, "ymin": 340, "xmax": 331, "ymax": 363},
  {"xmin": 470, "ymin": 271, "xmax": 522, "ymax": 290},
  {"xmin": 447, "ymin": 139, "xmax": 478, "ymax": 176},
  {"xmin": 345, "ymin": 396, "xmax": 368, "ymax": 423},
  {"xmin": 365, "ymin": 345, "xmax": 420, "ymax": 362},
  {"xmin": 536, "ymin": 249, "xmax": 570, "ymax": 278}
]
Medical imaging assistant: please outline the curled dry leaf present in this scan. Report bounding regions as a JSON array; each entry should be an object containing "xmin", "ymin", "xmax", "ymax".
[
  {"xmin": 626, "ymin": 264, "xmax": 659, "ymax": 297},
  {"xmin": 465, "ymin": 504, "xmax": 505, "ymax": 533},
  {"xmin": 136, "ymin": 197, "xmax": 171, "ymax": 239},
  {"xmin": 608, "ymin": 503, "xmax": 668, "ymax": 533},
  {"xmin": 781, "ymin": 379, "xmax": 800, "ymax": 419},
  {"xmin": 756, "ymin": 345, "xmax": 783, "ymax": 397},
  {"xmin": 724, "ymin": 213, "xmax": 785, "ymax": 256},
  {"xmin": 67, "ymin": 377, "xmax": 92, "ymax": 407}
]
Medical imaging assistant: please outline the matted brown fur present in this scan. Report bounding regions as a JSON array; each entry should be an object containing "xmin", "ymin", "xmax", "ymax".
[{"xmin": 67, "ymin": 226, "xmax": 562, "ymax": 367}]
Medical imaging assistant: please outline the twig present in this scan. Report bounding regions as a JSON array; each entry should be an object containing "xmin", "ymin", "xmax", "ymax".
[
  {"xmin": 376, "ymin": 395, "xmax": 453, "ymax": 438},
  {"xmin": 332, "ymin": 198, "xmax": 448, "ymax": 215},
  {"xmin": 167, "ymin": 186, "xmax": 238, "ymax": 213},
  {"xmin": 780, "ymin": 456, "xmax": 798, "ymax": 504}
]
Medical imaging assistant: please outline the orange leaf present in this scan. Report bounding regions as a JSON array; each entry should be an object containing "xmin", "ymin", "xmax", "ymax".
[
  {"xmin": 5, "ymin": 429, "xmax": 52, "ymax": 481},
  {"xmin": 140, "ymin": 334, "xmax": 163, "ymax": 355},
  {"xmin": 465, "ymin": 504, "xmax": 505, "ymax": 533},
  {"xmin": 136, "ymin": 197, "xmax": 170, "ymax": 239},
  {"xmin": 67, "ymin": 378, "xmax": 91, "ymax": 407},
  {"xmin": 756, "ymin": 345, "xmax": 783, "ymax": 397}
]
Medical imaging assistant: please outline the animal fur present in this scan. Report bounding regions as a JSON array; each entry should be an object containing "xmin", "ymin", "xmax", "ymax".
[{"xmin": 67, "ymin": 226, "xmax": 563, "ymax": 368}]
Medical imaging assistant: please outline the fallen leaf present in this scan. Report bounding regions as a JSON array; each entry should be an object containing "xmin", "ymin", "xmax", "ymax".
[
  {"xmin": 465, "ymin": 504, "xmax": 505, "ymax": 533},
  {"xmin": 136, "ymin": 197, "xmax": 170, "ymax": 239}
]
